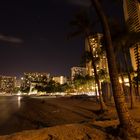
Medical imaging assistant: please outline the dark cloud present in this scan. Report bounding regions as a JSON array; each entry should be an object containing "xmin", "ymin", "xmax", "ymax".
[{"xmin": 0, "ymin": 34, "xmax": 23, "ymax": 44}]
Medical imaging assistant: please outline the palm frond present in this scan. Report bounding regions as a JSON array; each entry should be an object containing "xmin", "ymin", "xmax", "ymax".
[
  {"xmin": 67, "ymin": 30, "xmax": 84, "ymax": 40},
  {"xmin": 69, "ymin": 9, "xmax": 97, "ymax": 38}
]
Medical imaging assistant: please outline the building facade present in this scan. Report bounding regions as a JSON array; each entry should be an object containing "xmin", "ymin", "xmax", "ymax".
[
  {"xmin": 85, "ymin": 33, "xmax": 108, "ymax": 76},
  {"xmin": 0, "ymin": 76, "xmax": 16, "ymax": 93},
  {"xmin": 52, "ymin": 76, "xmax": 67, "ymax": 85},
  {"xmin": 71, "ymin": 67, "xmax": 87, "ymax": 80},
  {"xmin": 123, "ymin": 0, "xmax": 140, "ymax": 32},
  {"xmin": 123, "ymin": 0, "xmax": 140, "ymax": 72},
  {"xmin": 130, "ymin": 46, "xmax": 140, "ymax": 71},
  {"xmin": 21, "ymin": 72, "xmax": 50, "ymax": 93}
]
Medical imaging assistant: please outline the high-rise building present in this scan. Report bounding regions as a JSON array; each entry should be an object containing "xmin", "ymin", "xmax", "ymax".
[
  {"xmin": 123, "ymin": 0, "xmax": 140, "ymax": 32},
  {"xmin": 21, "ymin": 72, "xmax": 50, "ymax": 92},
  {"xmin": 0, "ymin": 76, "xmax": 16, "ymax": 93},
  {"xmin": 130, "ymin": 46, "xmax": 140, "ymax": 71},
  {"xmin": 52, "ymin": 76, "xmax": 67, "ymax": 85},
  {"xmin": 23, "ymin": 72, "xmax": 50, "ymax": 82},
  {"xmin": 71, "ymin": 67, "xmax": 87, "ymax": 80},
  {"xmin": 123, "ymin": 0, "xmax": 140, "ymax": 72},
  {"xmin": 85, "ymin": 33, "xmax": 108, "ymax": 76}
]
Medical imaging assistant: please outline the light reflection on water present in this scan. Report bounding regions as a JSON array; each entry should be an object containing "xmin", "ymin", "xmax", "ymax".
[{"xmin": 18, "ymin": 96, "xmax": 22, "ymax": 108}]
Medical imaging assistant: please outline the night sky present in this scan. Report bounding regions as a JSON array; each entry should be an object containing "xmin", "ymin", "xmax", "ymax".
[{"xmin": 0, "ymin": 0, "xmax": 123, "ymax": 78}]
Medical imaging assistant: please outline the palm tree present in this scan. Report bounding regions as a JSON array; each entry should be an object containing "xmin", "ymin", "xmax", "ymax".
[
  {"xmin": 134, "ymin": 43, "xmax": 140, "ymax": 99},
  {"xmin": 87, "ymin": 38, "xmax": 107, "ymax": 111},
  {"xmin": 98, "ymin": 69, "xmax": 109, "ymax": 82},
  {"xmin": 90, "ymin": 0, "xmax": 139, "ymax": 138},
  {"xmin": 113, "ymin": 29, "xmax": 140, "ymax": 109},
  {"xmin": 69, "ymin": 10, "xmax": 107, "ymax": 111},
  {"xmin": 98, "ymin": 68, "xmax": 110, "ymax": 102}
]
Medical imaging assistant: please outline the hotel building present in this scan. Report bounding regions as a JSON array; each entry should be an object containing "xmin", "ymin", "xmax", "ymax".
[
  {"xmin": 123, "ymin": 0, "xmax": 140, "ymax": 71},
  {"xmin": 0, "ymin": 76, "xmax": 16, "ymax": 93},
  {"xmin": 52, "ymin": 76, "xmax": 67, "ymax": 85},
  {"xmin": 85, "ymin": 33, "xmax": 108, "ymax": 76},
  {"xmin": 21, "ymin": 72, "xmax": 50, "ymax": 91},
  {"xmin": 71, "ymin": 67, "xmax": 87, "ymax": 80}
]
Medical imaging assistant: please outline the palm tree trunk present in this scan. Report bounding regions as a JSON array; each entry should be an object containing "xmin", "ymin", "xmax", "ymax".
[
  {"xmin": 95, "ymin": 82, "xmax": 98, "ymax": 102},
  {"xmin": 130, "ymin": 82, "xmax": 135, "ymax": 109},
  {"xmin": 92, "ymin": 60, "xmax": 107, "ymax": 111},
  {"xmin": 120, "ymin": 74, "xmax": 126, "ymax": 95},
  {"xmin": 122, "ymin": 47, "xmax": 135, "ymax": 108},
  {"xmin": 91, "ymin": 0, "xmax": 137, "ymax": 135},
  {"xmin": 136, "ymin": 44, "xmax": 140, "ymax": 99},
  {"xmin": 87, "ymin": 36, "xmax": 107, "ymax": 111}
]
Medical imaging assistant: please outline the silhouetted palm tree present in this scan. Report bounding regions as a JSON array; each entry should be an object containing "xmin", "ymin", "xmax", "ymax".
[
  {"xmin": 113, "ymin": 29, "xmax": 140, "ymax": 109},
  {"xmin": 90, "ymin": 0, "xmax": 139, "ymax": 138},
  {"xmin": 69, "ymin": 10, "xmax": 107, "ymax": 111}
]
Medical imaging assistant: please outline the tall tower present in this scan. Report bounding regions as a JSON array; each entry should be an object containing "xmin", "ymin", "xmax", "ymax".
[
  {"xmin": 123, "ymin": 0, "xmax": 140, "ymax": 32},
  {"xmin": 123, "ymin": 0, "xmax": 140, "ymax": 72},
  {"xmin": 85, "ymin": 33, "xmax": 108, "ymax": 76}
]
